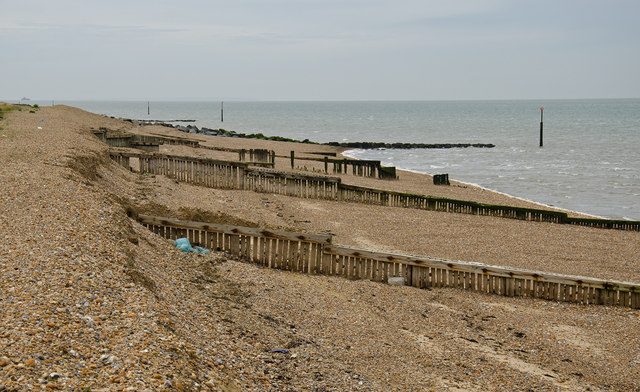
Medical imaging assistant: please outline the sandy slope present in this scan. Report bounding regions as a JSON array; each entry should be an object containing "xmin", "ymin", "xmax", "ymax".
[{"xmin": 1, "ymin": 103, "xmax": 639, "ymax": 391}]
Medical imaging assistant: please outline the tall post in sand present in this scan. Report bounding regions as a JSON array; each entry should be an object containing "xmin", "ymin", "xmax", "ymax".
[
  {"xmin": 221, "ymin": 101, "xmax": 224, "ymax": 122},
  {"xmin": 539, "ymin": 106, "xmax": 544, "ymax": 147},
  {"xmin": 147, "ymin": 101, "xmax": 150, "ymax": 115}
]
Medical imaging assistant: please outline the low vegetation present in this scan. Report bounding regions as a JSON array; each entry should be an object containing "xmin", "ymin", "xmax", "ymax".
[{"xmin": 0, "ymin": 102, "xmax": 17, "ymax": 121}]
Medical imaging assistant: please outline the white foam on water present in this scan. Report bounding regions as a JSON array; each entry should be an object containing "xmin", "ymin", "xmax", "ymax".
[{"xmin": 344, "ymin": 149, "xmax": 605, "ymax": 219}]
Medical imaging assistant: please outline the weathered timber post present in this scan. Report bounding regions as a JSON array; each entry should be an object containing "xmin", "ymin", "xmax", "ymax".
[
  {"xmin": 324, "ymin": 156, "xmax": 328, "ymax": 173},
  {"xmin": 539, "ymin": 106, "xmax": 544, "ymax": 147},
  {"xmin": 290, "ymin": 151, "xmax": 295, "ymax": 169}
]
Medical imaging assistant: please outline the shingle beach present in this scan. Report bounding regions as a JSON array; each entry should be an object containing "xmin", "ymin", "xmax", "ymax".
[{"xmin": 1, "ymin": 103, "xmax": 639, "ymax": 391}]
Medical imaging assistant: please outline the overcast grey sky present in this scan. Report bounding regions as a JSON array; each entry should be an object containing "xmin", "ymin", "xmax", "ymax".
[{"xmin": 2, "ymin": 0, "xmax": 639, "ymax": 101}]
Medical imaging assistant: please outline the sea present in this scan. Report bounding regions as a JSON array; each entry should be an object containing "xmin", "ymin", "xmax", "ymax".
[{"xmin": 26, "ymin": 99, "xmax": 640, "ymax": 220}]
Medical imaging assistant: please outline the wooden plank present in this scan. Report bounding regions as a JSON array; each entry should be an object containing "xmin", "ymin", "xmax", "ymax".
[
  {"xmin": 420, "ymin": 266, "xmax": 428, "ymax": 288},
  {"xmin": 139, "ymin": 215, "xmax": 332, "ymax": 244},
  {"xmin": 245, "ymin": 167, "xmax": 341, "ymax": 183},
  {"xmin": 577, "ymin": 286, "xmax": 585, "ymax": 304},
  {"xmin": 250, "ymin": 236, "xmax": 258, "ymax": 263},
  {"xmin": 331, "ymin": 255, "xmax": 344, "ymax": 276},
  {"xmin": 632, "ymin": 293, "xmax": 640, "ymax": 309},
  {"xmin": 595, "ymin": 288, "xmax": 604, "ymax": 305},
  {"xmin": 315, "ymin": 242, "xmax": 323, "ymax": 274},
  {"xmin": 499, "ymin": 277, "xmax": 506, "ymax": 296},
  {"xmin": 323, "ymin": 244, "xmax": 640, "ymax": 293},
  {"xmin": 370, "ymin": 260, "xmax": 379, "ymax": 282},
  {"xmin": 308, "ymin": 241, "xmax": 317, "ymax": 273},
  {"xmin": 514, "ymin": 278, "xmax": 522, "ymax": 296},
  {"xmin": 259, "ymin": 236, "xmax": 268, "ymax": 267},
  {"xmin": 229, "ymin": 234, "xmax": 240, "ymax": 257},
  {"xmin": 609, "ymin": 290, "xmax": 618, "ymax": 306},
  {"xmin": 620, "ymin": 291, "xmax": 629, "ymax": 308},
  {"xmin": 564, "ymin": 284, "xmax": 572, "ymax": 302},
  {"xmin": 506, "ymin": 277, "xmax": 514, "ymax": 297},
  {"xmin": 275, "ymin": 239, "xmax": 285, "ymax": 270},
  {"xmin": 491, "ymin": 276, "xmax": 498, "ymax": 295},
  {"xmin": 268, "ymin": 238, "xmax": 278, "ymax": 268},
  {"xmin": 406, "ymin": 265, "xmax": 414, "ymax": 287},
  {"xmin": 289, "ymin": 240, "xmax": 299, "ymax": 272},
  {"xmin": 308, "ymin": 243, "xmax": 317, "ymax": 273},
  {"xmin": 299, "ymin": 241, "xmax": 309, "ymax": 273},
  {"xmin": 589, "ymin": 287, "xmax": 597, "ymax": 305},
  {"xmin": 468, "ymin": 272, "xmax": 476, "ymax": 291},
  {"xmin": 241, "ymin": 235, "xmax": 250, "ymax": 260},
  {"xmin": 342, "ymin": 256, "xmax": 349, "ymax": 277}
]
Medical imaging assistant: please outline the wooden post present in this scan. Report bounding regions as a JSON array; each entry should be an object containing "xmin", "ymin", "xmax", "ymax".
[
  {"xmin": 221, "ymin": 101, "xmax": 224, "ymax": 122},
  {"xmin": 290, "ymin": 151, "xmax": 295, "ymax": 169},
  {"xmin": 324, "ymin": 156, "xmax": 328, "ymax": 173},
  {"xmin": 539, "ymin": 106, "xmax": 544, "ymax": 147},
  {"xmin": 147, "ymin": 101, "xmax": 150, "ymax": 115}
]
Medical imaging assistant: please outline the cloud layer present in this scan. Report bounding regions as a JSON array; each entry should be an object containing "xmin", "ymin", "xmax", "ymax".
[{"xmin": 2, "ymin": 0, "xmax": 639, "ymax": 100}]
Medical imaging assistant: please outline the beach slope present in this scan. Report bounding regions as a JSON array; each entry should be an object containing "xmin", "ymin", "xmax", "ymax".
[{"xmin": 1, "ymin": 103, "xmax": 639, "ymax": 391}]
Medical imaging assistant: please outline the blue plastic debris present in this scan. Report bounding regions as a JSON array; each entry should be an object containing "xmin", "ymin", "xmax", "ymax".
[
  {"xmin": 174, "ymin": 238, "xmax": 210, "ymax": 254},
  {"xmin": 271, "ymin": 349, "xmax": 289, "ymax": 354},
  {"xmin": 175, "ymin": 238, "xmax": 192, "ymax": 252},
  {"xmin": 193, "ymin": 246, "xmax": 210, "ymax": 254}
]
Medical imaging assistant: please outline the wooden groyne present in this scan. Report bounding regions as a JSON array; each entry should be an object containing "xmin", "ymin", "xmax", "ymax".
[
  {"xmin": 110, "ymin": 151, "xmax": 640, "ymax": 231},
  {"xmin": 238, "ymin": 148, "xmax": 275, "ymax": 167},
  {"xmin": 94, "ymin": 129, "xmax": 199, "ymax": 151},
  {"xmin": 289, "ymin": 152, "xmax": 397, "ymax": 180},
  {"xmin": 138, "ymin": 215, "xmax": 640, "ymax": 308}
]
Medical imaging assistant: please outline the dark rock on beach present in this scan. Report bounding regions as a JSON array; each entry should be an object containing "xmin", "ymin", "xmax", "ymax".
[{"xmin": 117, "ymin": 116, "xmax": 495, "ymax": 149}]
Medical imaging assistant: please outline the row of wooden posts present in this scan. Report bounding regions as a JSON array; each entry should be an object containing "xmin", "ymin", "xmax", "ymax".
[
  {"xmin": 94, "ymin": 130, "xmax": 200, "ymax": 152},
  {"xmin": 289, "ymin": 151, "xmax": 397, "ymax": 179},
  {"xmin": 109, "ymin": 151, "xmax": 640, "ymax": 231},
  {"xmin": 138, "ymin": 215, "xmax": 640, "ymax": 309},
  {"xmin": 238, "ymin": 149, "xmax": 276, "ymax": 167}
]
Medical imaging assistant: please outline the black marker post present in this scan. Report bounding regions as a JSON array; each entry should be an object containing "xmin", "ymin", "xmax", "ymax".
[
  {"xmin": 221, "ymin": 101, "xmax": 224, "ymax": 122},
  {"xmin": 539, "ymin": 106, "xmax": 544, "ymax": 147}
]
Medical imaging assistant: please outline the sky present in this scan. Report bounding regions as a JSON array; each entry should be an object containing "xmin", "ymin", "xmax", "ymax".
[{"xmin": 1, "ymin": 0, "xmax": 639, "ymax": 101}]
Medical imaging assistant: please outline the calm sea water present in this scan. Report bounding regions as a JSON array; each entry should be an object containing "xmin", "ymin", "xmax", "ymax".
[{"xmin": 36, "ymin": 99, "xmax": 640, "ymax": 220}]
